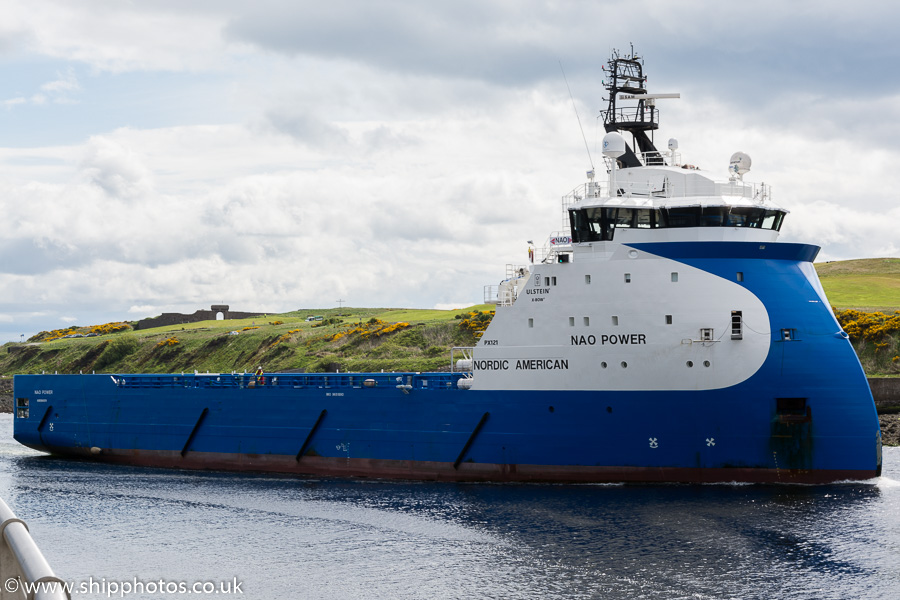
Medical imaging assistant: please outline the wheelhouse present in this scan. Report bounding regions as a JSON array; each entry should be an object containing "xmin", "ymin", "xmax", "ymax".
[{"xmin": 568, "ymin": 205, "xmax": 786, "ymax": 243}]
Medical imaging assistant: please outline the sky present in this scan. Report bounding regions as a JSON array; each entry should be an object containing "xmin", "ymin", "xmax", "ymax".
[{"xmin": 1, "ymin": 0, "xmax": 899, "ymax": 342}]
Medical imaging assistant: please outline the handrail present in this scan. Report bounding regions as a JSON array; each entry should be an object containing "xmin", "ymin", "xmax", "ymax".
[
  {"xmin": 563, "ymin": 175, "xmax": 772, "ymax": 204},
  {"xmin": 109, "ymin": 371, "xmax": 466, "ymax": 391},
  {"xmin": 0, "ymin": 498, "xmax": 69, "ymax": 600}
]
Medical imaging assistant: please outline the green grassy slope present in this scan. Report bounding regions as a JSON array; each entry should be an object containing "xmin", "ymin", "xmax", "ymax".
[
  {"xmin": 0, "ymin": 306, "xmax": 494, "ymax": 376},
  {"xmin": 817, "ymin": 258, "xmax": 900, "ymax": 311}
]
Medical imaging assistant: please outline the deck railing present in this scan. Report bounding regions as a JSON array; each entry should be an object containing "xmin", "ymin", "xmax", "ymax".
[
  {"xmin": 110, "ymin": 371, "xmax": 466, "ymax": 391},
  {"xmin": 0, "ymin": 498, "xmax": 68, "ymax": 600},
  {"xmin": 564, "ymin": 176, "xmax": 771, "ymax": 204}
]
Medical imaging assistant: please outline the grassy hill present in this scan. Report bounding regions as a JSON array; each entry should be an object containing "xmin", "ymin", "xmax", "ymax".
[
  {"xmin": 0, "ymin": 306, "xmax": 493, "ymax": 376},
  {"xmin": 816, "ymin": 258, "xmax": 900, "ymax": 311}
]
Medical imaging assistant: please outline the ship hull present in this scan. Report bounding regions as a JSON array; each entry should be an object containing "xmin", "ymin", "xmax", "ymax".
[
  {"xmin": 13, "ymin": 370, "xmax": 881, "ymax": 484},
  {"xmin": 10, "ymin": 244, "xmax": 884, "ymax": 484},
  {"xmin": 34, "ymin": 449, "xmax": 876, "ymax": 485}
]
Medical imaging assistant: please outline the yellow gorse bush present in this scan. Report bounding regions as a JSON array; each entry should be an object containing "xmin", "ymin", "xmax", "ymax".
[
  {"xmin": 835, "ymin": 309, "xmax": 900, "ymax": 342},
  {"xmin": 38, "ymin": 326, "xmax": 79, "ymax": 342},
  {"xmin": 329, "ymin": 319, "xmax": 412, "ymax": 342},
  {"xmin": 456, "ymin": 311, "xmax": 495, "ymax": 338},
  {"xmin": 33, "ymin": 321, "xmax": 132, "ymax": 342},
  {"xmin": 271, "ymin": 329, "xmax": 302, "ymax": 348},
  {"xmin": 156, "ymin": 337, "xmax": 179, "ymax": 348},
  {"xmin": 90, "ymin": 322, "xmax": 132, "ymax": 335}
]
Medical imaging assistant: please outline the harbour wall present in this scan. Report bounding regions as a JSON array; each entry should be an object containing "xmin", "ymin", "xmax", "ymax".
[{"xmin": 869, "ymin": 378, "xmax": 900, "ymax": 413}]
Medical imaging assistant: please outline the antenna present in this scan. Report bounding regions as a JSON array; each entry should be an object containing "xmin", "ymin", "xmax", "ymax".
[{"xmin": 559, "ymin": 61, "xmax": 594, "ymax": 170}]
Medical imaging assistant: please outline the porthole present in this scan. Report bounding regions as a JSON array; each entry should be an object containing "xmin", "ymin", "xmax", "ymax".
[
  {"xmin": 548, "ymin": 406, "xmax": 555, "ymax": 413},
  {"xmin": 600, "ymin": 362, "xmax": 608, "ymax": 368},
  {"xmin": 686, "ymin": 361, "xmax": 694, "ymax": 368},
  {"xmin": 621, "ymin": 361, "xmax": 628, "ymax": 368},
  {"xmin": 703, "ymin": 360, "xmax": 711, "ymax": 367}
]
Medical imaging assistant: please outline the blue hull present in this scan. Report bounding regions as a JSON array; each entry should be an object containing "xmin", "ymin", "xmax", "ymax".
[{"xmin": 12, "ymin": 367, "xmax": 881, "ymax": 483}]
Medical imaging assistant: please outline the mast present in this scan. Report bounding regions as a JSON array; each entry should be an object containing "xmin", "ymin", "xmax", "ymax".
[{"xmin": 601, "ymin": 48, "xmax": 678, "ymax": 168}]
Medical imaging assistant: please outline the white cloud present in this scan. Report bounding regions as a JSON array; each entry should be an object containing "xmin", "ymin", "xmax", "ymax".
[
  {"xmin": 433, "ymin": 303, "xmax": 474, "ymax": 311},
  {"xmin": 2, "ymin": 68, "xmax": 82, "ymax": 108},
  {"xmin": 4, "ymin": 1, "xmax": 239, "ymax": 73},
  {"xmin": 127, "ymin": 305, "xmax": 158, "ymax": 316},
  {"xmin": 79, "ymin": 135, "xmax": 154, "ymax": 200},
  {"xmin": 3, "ymin": 97, "xmax": 27, "ymax": 108}
]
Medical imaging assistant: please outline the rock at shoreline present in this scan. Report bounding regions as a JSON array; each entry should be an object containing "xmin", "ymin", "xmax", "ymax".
[
  {"xmin": 0, "ymin": 377, "xmax": 11, "ymax": 413},
  {"xmin": 880, "ymin": 413, "xmax": 900, "ymax": 447}
]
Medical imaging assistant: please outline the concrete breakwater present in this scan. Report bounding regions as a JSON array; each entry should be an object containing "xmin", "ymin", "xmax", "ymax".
[{"xmin": 2, "ymin": 375, "xmax": 899, "ymax": 444}]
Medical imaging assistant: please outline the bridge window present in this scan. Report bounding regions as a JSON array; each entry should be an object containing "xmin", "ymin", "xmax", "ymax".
[
  {"xmin": 569, "ymin": 207, "xmax": 663, "ymax": 242},
  {"xmin": 569, "ymin": 205, "xmax": 786, "ymax": 241},
  {"xmin": 663, "ymin": 206, "xmax": 702, "ymax": 227},
  {"xmin": 671, "ymin": 272, "xmax": 678, "ymax": 282}
]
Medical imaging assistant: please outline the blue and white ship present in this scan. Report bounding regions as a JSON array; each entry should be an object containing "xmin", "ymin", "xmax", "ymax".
[{"xmin": 13, "ymin": 51, "xmax": 881, "ymax": 483}]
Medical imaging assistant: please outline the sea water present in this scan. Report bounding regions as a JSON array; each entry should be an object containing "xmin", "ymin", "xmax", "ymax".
[{"xmin": 0, "ymin": 413, "xmax": 897, "ymax": 600}]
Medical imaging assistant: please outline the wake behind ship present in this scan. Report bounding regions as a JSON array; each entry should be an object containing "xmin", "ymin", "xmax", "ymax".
[{"xmin": 13, "ymin": 50, "xmax": 882, "ymax": 483}]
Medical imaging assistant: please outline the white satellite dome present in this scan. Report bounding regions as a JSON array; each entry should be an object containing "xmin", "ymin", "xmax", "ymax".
[
  {"xmin": 729, "ymin": 151, "xmax": 752, "ymax": 178},
  {"xmin": 602, "ymin": 132, "xmax": 626, "ymax": 159}
]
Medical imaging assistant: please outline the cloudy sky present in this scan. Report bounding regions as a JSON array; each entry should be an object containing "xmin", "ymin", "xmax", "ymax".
[{"xmin": 1, "ymin": 1, "xmax": 899, "ymax": 341}]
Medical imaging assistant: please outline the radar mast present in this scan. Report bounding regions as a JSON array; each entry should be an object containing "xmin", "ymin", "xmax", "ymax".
[{"xmin": 601, "ymin": 48, "xmax": 679, "ymax": 168}]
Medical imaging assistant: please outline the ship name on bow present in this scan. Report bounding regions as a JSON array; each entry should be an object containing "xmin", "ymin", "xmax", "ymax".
[
  {"xmin": 473, "ymin": 359, "xmax": 569, "ymax": 371},
  {"xmin": 571, "ymin": 334, "xmax": 647, "ymax": 346}
]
